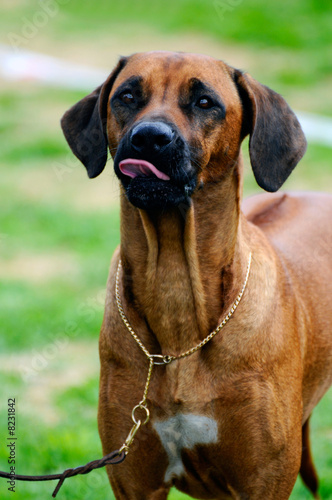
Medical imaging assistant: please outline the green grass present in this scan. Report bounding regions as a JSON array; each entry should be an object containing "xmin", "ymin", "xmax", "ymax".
[{"xmin": 0, "ymin": 1, "xmax": 332, "ymax": 498}]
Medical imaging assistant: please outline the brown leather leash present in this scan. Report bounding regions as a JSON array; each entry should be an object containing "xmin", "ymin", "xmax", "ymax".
[{"xmin": 0, "ymin": 449, "xmax": 126, "ymax": 497}]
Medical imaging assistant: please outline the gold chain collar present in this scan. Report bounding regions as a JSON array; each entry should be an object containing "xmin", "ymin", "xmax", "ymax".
[{"xmin": 115, "ymin": 252, "xmax": 252, "ymax": 454}]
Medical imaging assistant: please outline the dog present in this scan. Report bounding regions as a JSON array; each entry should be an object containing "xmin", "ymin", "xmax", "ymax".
[{"xmin": 61, "ymin": 51, "xmax": 332, "ymax": 499}]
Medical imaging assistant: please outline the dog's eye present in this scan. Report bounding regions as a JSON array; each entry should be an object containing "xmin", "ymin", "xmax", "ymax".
[
  {"xmin": 196, "ymin": 96, "xmax": 214, "ymax": 109},
  {"xmin": 120, "ymin": 92, "xmax": 135, "ymax": 105}
]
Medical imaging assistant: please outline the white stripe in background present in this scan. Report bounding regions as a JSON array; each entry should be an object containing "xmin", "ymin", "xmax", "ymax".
[
  {"xmin": 296, "ymin": 112, "xmax": 332, "ymax": 148},
  {"xmin": 1, "ymin": 45, "xmax": 331, "ymax": 148},
  {"xmin": 0, "ymin": 44, "xmax": 108, "ymax": 90}
]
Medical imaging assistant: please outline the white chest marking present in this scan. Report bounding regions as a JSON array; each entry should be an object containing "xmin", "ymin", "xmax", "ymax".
[{"xmin": 153, "ymin": 414, "xmax": 218, "ymax": 482}]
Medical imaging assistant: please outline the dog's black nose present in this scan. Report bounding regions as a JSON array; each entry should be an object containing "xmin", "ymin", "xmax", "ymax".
[{"xmin": 130, "ymin": 122, "xmax": 175, "ymax": 155}]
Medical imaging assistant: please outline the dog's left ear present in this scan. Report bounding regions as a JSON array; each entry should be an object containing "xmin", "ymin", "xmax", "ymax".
[
  {"xmin": 233, "ymin": 70, "xmax": 307, "ymax": 192},
  {"xmin": 61, "ymin": 57, "xmax": 127, "ymax": 178}
]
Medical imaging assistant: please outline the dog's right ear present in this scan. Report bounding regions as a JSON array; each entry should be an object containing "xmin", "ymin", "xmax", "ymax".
[{"xmin": 61, "ymin": 57, "xmax": 127, "ymax": 178}]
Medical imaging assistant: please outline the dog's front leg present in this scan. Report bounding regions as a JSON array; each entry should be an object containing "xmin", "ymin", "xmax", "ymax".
[
  {"xmin": 225, "ymin": 438, "xmax": 302, "ymax": 500},
  {"xmin": 110, "ymin": 474, "xmax": 170, "ymax": 500}
]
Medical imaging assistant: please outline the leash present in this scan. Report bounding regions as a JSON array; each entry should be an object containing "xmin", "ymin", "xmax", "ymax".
[
  {"xmin": 0, "ymin": 450, "xmax": 126, "ymax": 497},
  {"xmin": 0, "ymin": 252, "xmax": 251, "ymax": 497}
]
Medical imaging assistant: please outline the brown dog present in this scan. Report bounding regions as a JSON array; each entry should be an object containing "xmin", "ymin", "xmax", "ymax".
[{"xmin": 61, "ymin": 52, "xmax": 332, "ymax": 499}]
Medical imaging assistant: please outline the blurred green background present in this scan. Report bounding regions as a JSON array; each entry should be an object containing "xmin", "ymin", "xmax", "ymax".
[{"xmin": 0, "ymin": 0, "xmax": 331, "ymax": 498}]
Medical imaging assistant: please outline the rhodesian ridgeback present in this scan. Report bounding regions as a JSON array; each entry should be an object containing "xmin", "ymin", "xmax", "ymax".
[{"xmin": 61, "ymin": 51, "xmax": 332, "ymax": 499}]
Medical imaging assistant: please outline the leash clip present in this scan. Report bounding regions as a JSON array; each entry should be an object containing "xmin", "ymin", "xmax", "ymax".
[
  {"xmin": 119, "ymin": 401, "xmax": 151, "ymax": 455},
  {"xmin": 119, "ymin": 420, "xmax": 142, "ymax": 455}
]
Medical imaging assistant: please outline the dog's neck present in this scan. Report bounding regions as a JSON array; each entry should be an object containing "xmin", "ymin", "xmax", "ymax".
[{"xmin": 119, "ymin": 160, "xmax": 250, "ymax": 355}]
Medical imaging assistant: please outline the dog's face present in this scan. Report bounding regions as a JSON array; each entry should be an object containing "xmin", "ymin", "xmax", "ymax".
[
  {"xmin": 107, "ymin": 52, "xmax": 243, "ymax": 209},
  {"xmin": 61, "ymin": 51, "xmax": 307, "ymax": 210}
]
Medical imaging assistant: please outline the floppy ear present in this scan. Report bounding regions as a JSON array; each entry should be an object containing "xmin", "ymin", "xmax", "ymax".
[
  {"xmin": 61, "ymin": 57, "xmax": 127, "ymax": 178},
  {"xmin": 234, "ymin": 70, "xmax": 307, "ymax": 192}
]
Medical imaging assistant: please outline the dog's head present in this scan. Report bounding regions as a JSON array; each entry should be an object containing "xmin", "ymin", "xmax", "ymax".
[{"xmin": 61, "ymin": 51, "xmax": 306, "ymax": 210}]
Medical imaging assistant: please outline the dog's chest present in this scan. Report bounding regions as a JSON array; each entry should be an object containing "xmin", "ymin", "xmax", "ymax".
[{"xmin": 153, "ymin": 413, "xmax": 218, "ymax": 482}]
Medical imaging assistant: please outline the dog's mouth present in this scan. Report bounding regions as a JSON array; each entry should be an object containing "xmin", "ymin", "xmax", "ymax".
[
  {"xmin": 116, "ymin": 157, "xmax": 196, "ymax": 210},
  {"xmin": 119, "ymin": 159, "xmax": 171, "ymax": 181}
]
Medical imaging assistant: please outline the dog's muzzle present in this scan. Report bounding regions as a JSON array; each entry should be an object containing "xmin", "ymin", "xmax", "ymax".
[{"xmin": 114, "ymin": 121, "xmax": 197, "ymax": 210}]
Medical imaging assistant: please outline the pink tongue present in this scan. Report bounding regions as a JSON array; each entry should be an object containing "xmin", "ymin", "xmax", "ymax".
[{"xmin": 119, "ymin": 159, "xmax": 170, "ymax": 181}]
